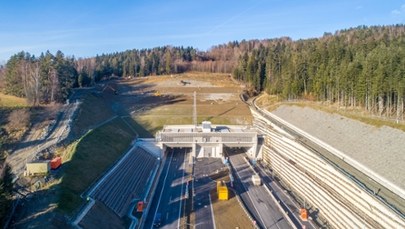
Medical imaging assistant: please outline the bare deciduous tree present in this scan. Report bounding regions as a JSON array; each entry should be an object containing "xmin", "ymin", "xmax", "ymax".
[{"xmin": 7, "ymin": 109, "xmax": 30, "ymax": 132}]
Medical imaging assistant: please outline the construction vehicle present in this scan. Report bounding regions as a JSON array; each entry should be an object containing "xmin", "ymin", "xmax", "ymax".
[
  {"xmin": 180, "ymin": 80, "xmax": 190, "ymax": 86},
  {"xmin": 217, "ymin": 181, "xmax": 228, "ymax": 200},
  {"xmin": 154, "ymin": 91, "xmax": 161, "ymax": 96}
]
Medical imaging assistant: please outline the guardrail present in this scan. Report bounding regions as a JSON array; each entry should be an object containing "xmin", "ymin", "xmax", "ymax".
[
  {"xmin": 226, "ymin": 162, "xmax": 260, "ymax": 229},
  {"xmin": 243, "ymin": 157, "xmax": 299, "ymax": 229}
]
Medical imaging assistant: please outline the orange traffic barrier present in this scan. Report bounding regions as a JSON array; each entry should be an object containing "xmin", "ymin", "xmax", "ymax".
[{"xmin": 300, "ymin": 208, "xmax": 308, "ymax": 221}]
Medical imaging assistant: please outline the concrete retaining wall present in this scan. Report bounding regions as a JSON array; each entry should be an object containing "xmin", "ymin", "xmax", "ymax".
[{"xmin": 252, "ymin": 109, "xmax": 405, "ymax": 228}]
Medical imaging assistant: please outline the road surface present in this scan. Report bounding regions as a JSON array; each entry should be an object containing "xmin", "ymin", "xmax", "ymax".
[
  {"xmin": 193, "ymin": 158, "xmax": 225, "ymax": 229},
  {"xmin": 144, "ymin": 148, "xmax": 189, "ymax": 229},
  {"xmin": 256, "ymin": 163, "xmax": 316, "ymax": 229},
  {"xmin": 228, "ymin": 149, "xmax": 291, "ymax": 229}
]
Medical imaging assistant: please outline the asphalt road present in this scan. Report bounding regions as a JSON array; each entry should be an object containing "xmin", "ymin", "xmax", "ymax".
[
  {"xmin": 228, "ymin": 149, "xmax": 291, "ymax": 229},
  {"xmin": 144, "ymin": 148, "xmax": 189, "ymax": 229},
  {"xmin": 256, "ymin": 163, "xmax": 316, "ymax": 229},
  {"xmin": 193, "ymin": 158, "xmax": 225, "ymax": 229}
]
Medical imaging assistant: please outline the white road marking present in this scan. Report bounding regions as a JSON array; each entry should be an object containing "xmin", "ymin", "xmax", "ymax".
[
  {"xmin": 151, "ymin": 151, "xmax": 174, "ymax": 229},
  {"xmin": 177, "ymin": 149, "xmax": 187, "ymax": 229}
]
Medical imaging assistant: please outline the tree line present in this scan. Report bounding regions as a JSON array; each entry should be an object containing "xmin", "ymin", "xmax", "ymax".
[
  {"xmin": 1, "ymin": 25, "xmax": 405, "ymax": 118},
  {"xmin": 232, "ymin": 25, "xmax": 405, "ymax": 118},
  {"xmin": 3, "ymin": 51, "xmax": 77, "ymax": 105},
  {"xmin": 0, "ymin": 46, "xmax": 203, "ymax": 105},
  {"xmin": 0, "ymin": 165, "xmax": 13, "ymax": 227}
]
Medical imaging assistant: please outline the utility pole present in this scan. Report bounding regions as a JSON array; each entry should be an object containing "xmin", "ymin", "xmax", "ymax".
[{"xmin": 193, "ymin": 91, "xmax": 197, "ymax": 126}]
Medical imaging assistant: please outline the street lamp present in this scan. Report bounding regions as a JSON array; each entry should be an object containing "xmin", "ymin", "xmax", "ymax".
[{"xmin": 182, "ymin": 222, "xmax": 205, "ymax": 229}]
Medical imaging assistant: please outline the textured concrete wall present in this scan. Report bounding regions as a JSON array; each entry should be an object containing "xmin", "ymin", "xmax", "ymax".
[{"xmin": 252, "ymin": 109, "xmax": 405, "ymax": 229}]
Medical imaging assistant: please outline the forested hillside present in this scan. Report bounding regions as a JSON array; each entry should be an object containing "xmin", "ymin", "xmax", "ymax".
[
  {"xmin": 1, "ymin": 25, "xmax": 404, "ymax": 117},
  {"xmin": 3, "ymin": 51, "xmax": 77, "ymax": 105},
  {"xmin": 233, "ymin": 25, "xmax": 405, "ymax": 118}
]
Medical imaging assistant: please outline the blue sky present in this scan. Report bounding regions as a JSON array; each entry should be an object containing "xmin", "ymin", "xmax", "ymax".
[{"xmin": 0, "ymin": 0, "xmax": 405, "ymax": 62}]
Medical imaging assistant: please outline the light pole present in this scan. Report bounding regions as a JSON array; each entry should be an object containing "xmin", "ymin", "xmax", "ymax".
[{"xmin": 183, "ymin": 222, "xmax": 205, "ymax": 229}]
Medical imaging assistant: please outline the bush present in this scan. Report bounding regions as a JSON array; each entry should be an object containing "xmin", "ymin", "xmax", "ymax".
[{"xmin": 0, "ymin": 165, "xmax": 13, "ymax": 227}]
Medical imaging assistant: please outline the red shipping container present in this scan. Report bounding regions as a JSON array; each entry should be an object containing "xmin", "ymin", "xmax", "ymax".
[{"xmin": 50, "ymin": 157, "xmax": 62, "ymax": 169}]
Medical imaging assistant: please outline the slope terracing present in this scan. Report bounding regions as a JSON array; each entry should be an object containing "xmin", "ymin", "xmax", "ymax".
[{"xmin": 251, "ymin": 104, "xmax": 405, "ymax": 228}]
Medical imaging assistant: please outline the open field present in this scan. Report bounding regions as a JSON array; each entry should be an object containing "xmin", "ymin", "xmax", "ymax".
[
  {"xmin": 119, "ymin": 72, "xmax": 252, "ymax": 134},
  {"xmin": 0, "ymin": 92, "xmax": 28, "ymax": 107}
]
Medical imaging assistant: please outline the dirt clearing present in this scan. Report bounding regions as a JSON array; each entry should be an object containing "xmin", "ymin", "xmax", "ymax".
[{"xmin": 119, "ymin": 72, "xmax": 252, "ymax": 134}]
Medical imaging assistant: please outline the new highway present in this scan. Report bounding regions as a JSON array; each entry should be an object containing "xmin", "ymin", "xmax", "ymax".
[
  {"xmin": 144, "ymin": 148, "xmax": 189, "ymax": 229},
  {"xmin": 193, "ymin": 158, "xmax": 224, "ymax": 229},
  {"xmin": 228, "ymin": 149, "xmax": 291, "ymax": 229}
]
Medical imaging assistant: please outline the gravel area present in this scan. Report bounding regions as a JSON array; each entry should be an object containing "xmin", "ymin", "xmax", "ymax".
[
  {"xmin": 156, "ymin": 78, "xmax": 216, "ymax": 87},
  {"xmin": 201, "ymin": 93, "xmax": 235, "ymax": 102},
  {"xmin": 271, "ymin": 105, "xmax": 405, "ymax": 190}
]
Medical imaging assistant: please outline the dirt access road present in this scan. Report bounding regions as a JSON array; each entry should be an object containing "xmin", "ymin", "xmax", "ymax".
[{"xmin": 8, "ymin": 99, "xmax": 80, "ymax": 179}]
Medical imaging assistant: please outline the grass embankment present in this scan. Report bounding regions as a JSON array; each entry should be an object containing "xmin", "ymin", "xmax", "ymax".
[
  {"xmin": 121, "ymin": 116, "xmax": 152, "ymax": 138},
  {"xmin": 0, "ymin": 93, "xmax": 30, "ymax": 154},
  {"xmin": 71, "ymin": 94, "xmax": 115, "ymax": 137},
  {"xmin": 0, "ymin": 92, "xmax": 28, "ymax": 108},
  {"xmin": 57, "ymin": 117, "xmax": 137, "ymax": 213},
  {"xmin": 257, "ymin": 93, "xmax": 405, "ymax": 131}
]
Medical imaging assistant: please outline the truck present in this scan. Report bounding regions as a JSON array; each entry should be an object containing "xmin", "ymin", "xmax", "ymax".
[{"xmin": 252, "ymin": 174, "xmax": 262, "ymax": 186}]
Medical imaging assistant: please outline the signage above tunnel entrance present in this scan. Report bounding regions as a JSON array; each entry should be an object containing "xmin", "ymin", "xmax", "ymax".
[{"xmin": 156, "ymin": 122, "xmax": 260, "ymax": 159}]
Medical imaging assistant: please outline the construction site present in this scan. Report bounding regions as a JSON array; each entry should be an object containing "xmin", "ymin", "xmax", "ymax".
[{"xmin": 4, "ymin": 72, "xmax": 405, "ymax": 229}]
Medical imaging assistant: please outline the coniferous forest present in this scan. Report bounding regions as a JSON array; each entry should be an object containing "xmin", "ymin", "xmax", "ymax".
[{"xmin": 1, "ymin": 25, "xmax": 405, "ymax": 117}]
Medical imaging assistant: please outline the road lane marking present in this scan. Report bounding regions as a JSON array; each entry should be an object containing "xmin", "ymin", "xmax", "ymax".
[
  {"xmin": 208, "ymin": 193, "xmax": 217, "ymax": 229},
  {"xmin": 177, "ymin": 149, "xmax": 186, "ymax": 229},
  {"xmin": 230, "ymin": 155, "xmax": 267, "ymax": 228},
  {"xmin": 151, "ymin": 151, "xmax": 174, "ymax": 229}
]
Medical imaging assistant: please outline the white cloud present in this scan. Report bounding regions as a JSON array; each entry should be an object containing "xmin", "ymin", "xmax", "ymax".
[
  {"xmin": 391, "ymin": 3, "xmax": 405, "ymax": 16},
  {"xmin": 391, "ymin": 9, "xmax": 401, "ymax": 15}
]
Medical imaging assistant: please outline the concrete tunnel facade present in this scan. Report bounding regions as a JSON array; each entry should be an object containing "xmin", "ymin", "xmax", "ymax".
[{"xmin": 156, "ymin": 122, "xmax": 260, "ymax": 159}]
